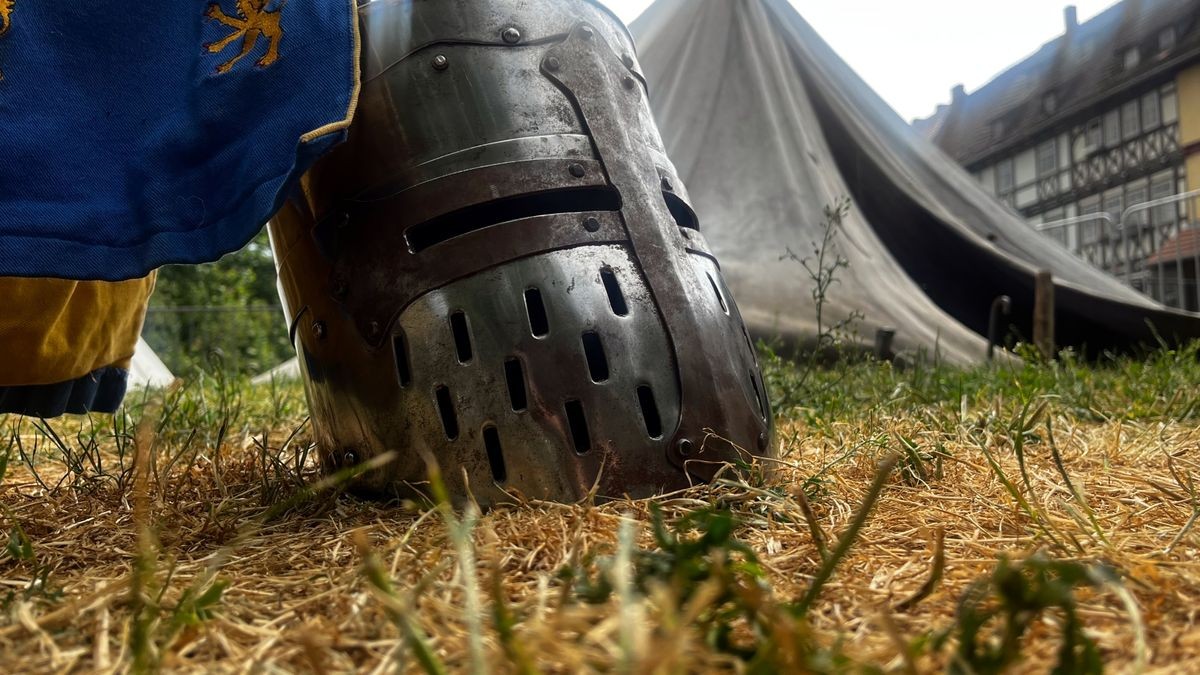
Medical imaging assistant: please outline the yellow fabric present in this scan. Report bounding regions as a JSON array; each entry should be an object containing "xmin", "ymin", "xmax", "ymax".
[{"xmin": 0, "ymin": 274, "xmax": 155, "ymax": 387}]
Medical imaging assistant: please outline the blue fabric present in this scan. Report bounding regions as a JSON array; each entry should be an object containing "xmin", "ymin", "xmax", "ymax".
[
  {"xmin": 0, "ymin": 365, "xmax": 128, "ymax": 416},
  {"xmin": 0, "ymin": 2, "xmax": 357, "ymax": 280}
]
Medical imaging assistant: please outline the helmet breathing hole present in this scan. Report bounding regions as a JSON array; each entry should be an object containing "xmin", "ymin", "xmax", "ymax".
[
  {"xmin": 750, "ymin": 370, "xmax": 767, "ymax": 421},
  {"xmin": 392, "ymin": 333, "xmax": 412, "ymax": 387},
  {"xmin": 483, "ymin": 426, "xmax": 507, "ymax": 484},
  {"xmin": 435, "ymin": 386, "xmax": 459, "ymax": 440},
  {"xmin": 600, "ymin": 268, "xmax": 629, "ymax": 316},
  {"xmin": 564, "ymin": 400, "xmax": 592, "ymax": 454},
  {"xmin": 450, "ymin": 311, "xmax": 474, "ymax": 363},
  {"xmin": 504, "ymin": 358, "xmax": 528, "ymax": 412},
  {"xmin": 636, "ymin": 385, "xmax": 663, "ymax": 439},
  {"xmin": 524, "ymin": 288, "xmax": 550, "ymax": 337},
  {"xmin": 581, "ymin": 331, "xmax": 610, "ymax": 383},
  {"xmin": 662, "ymin": 190, "xmax": 700, "ymax": 231},
  {"xmin": 707, "ymin": 272, "xmax": 729, "ymax": 314}
]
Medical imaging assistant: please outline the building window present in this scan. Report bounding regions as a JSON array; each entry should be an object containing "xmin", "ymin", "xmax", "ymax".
[
  {"xmin": 1126, "ymin": 180, "xmax": 1149, "ymax": 227},
  {"xmin": 1080, "ymin": 195, "xmax": 1103, "ymax": 244},
  {"xmin": 1151, "ymin": 171, "xmax": 1176, "ymax": 225},
  {"xmin": 995, "ymin": 158, "xmax": 1015, "ymax": 196},
  {"xmin": 1036, "ymin": 139, "xmax": 1058, "ymax": 177},
  {"xmin": 1043, "ymin": 91, "xmax": 1058, "ymax": 115},
  {"xmin": 1104, "ymin": 110, "xmax": 1121, "ymax": 147},
  {"xmin": 1103, "ymin": 190, "xmax": 1124, "ymax": 228},
  {"xmin": 1085, "ymin": 119, "xmax": 1102, "ymax": 150},
  {"xmin": 1124, "ymin": 47, "xmax": 1141, "ymax": 70},
  {"xmin": 1162, "ymin": 84, "xmax": 1178, "ymax": 124},
  {"xmin": 1041, "ymin": 207, "xmax": 1069, "ymax": 247},
  {"xmin": 1142, "ymin": 91, "xmax": 1161, "ymax": 130},
  {"xmin": 1122, "ymin": 100, "xmax": 1140, "ymax": 140},
  {"xmin": 1160, "ymin": 27, "xmax": 1177, "ymax": 52}
]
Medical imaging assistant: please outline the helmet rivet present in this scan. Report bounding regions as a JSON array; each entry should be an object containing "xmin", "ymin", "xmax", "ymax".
[
  {"xmin": 661, "ymin": 176, "xmax": 674, "ymax": 192},
  {"xmin": 502, "ymin": 27, "xmax": 521, "ymax": 44},
  {"xmin": 583, "ymin": 217, "xmax": 601, "ymax": 232},
  {"xmin": 757, "ymin": 431, "xmax": 769, "ymax": 452},
  {"xmin": 622, "ymin": 53, "xmax": 635, "ymax": 68},
  {"xmin": 432, "ymin": 54, "xmax": 449, "ymax": 71},
  {"xmin": 367, "ymin": 321, "xmax": 382, "ymax": 339},
  {"xmin": 312, "ymin": 320, "xmax": 327, "ymax": 340},
  {"xmin": 545, "ymin": 56, "xmax": 561, "ymax": 72},
  {"xmin": 568, "ymin": 163, "xmax": 586, "ymax": 178},
  {"xmin": 677, "ymin": 438, "xmax": 694, "ymax": 457},
  {"xmin": 581, "ymin": 25, "xmax": 595, "ymax": 39},
  {"xmin": 623, "ymin": 76, "xmax": 637, "ymax": 90}
]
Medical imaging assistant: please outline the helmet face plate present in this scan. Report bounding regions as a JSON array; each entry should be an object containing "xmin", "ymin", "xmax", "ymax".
[{"xmin": 272, "ymin": 0, "xmax": 774, "ymax": 505}]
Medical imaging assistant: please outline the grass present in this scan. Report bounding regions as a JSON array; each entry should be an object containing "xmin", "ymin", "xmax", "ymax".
[{"xmin": 2, "ymin": 343, "xmax": 1200, "ymax": 672}]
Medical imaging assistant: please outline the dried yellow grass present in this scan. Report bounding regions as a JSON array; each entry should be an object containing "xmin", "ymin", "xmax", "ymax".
[{"xmin": 2, "ymin": 400, "xmax": 1200, "ymax": 673}]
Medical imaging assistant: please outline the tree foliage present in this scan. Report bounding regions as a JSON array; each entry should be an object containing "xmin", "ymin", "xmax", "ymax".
[{"xmin": 143, "ymin": 231, "xmax": 293, "ymax": 377}]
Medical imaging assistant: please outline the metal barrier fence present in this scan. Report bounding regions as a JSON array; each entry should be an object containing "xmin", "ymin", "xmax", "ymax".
[
  {"xmin": 1037, "ymin": 190, "xmax": 1200, "ymax": 311},
  {"xmin": 142, "ymin": 304, "xmax": 293, "ymax": 376}
]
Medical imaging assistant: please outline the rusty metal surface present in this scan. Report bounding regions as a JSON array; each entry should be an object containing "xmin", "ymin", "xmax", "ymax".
[{"xmin": 271, "ymin": 0, "xmax": 774, "ymax": 505}]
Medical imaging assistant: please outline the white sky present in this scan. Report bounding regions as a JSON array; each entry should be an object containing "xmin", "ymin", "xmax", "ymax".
[{"xmin": 602, "ymin": 0, "xmax": 1123, "ymax": 122}]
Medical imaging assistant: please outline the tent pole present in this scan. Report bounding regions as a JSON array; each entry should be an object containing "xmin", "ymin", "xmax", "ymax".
[{"xmin": 1033, "ymin": 271, "xmax": 1056, "ymax": 359}]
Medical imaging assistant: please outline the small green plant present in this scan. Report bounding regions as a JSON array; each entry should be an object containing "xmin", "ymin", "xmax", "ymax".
[
  {"xmin": 938, "ymin": 553, "xmax": 1117, "ymax": 675},
  {"xmin": 559, "ymin": 455, "xmax": 899, "ymax": 672},
  {"xmin": 782, "ymin": 197, "xmax": 863, "ymax": 358},
  {"xmin": 768, "ymin": 197, "xmax": 865, "ymax": 411}
]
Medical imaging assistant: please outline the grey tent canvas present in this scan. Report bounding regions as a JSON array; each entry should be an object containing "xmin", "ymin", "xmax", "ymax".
[{"xmin": 631, "ymin": 0, "xmax": 1200, "ymax": 362}]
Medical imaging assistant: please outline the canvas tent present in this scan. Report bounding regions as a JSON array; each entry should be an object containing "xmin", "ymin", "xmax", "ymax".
[
  {"xmin": 251, "ymin": 356, "xmax": 301, "ymax": 386},
  {"xmin": 130, "ymin": 337, "xmax": 175, "ymax": 390},
  {"xmin": 630, "ymin": 0, "xmax": 1200, "ymax": 362}
]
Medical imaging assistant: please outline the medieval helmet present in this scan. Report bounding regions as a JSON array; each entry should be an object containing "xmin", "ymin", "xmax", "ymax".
[{"xmin": 270, "ymin": 0, "xmax": 774, "ymax": 505}]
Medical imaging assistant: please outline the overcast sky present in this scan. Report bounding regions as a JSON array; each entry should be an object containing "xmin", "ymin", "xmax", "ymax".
[{"xmin": 603, "ymin": 0, "xmax": 1123, "ymax": 122}]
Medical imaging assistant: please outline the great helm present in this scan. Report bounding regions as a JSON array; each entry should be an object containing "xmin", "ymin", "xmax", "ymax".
[{"xmin": 270, "ymin": 0, "xmax": 774, "ymax": 505}]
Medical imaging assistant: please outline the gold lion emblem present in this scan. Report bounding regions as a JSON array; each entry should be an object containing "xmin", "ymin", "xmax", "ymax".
[
  {"xmin": 0, "ymin": 0, "xmax": 12, "ymax": 81},
  {"xmin": 0, "ymin": 1, "xmax": 13, "ymax": 37},
  {"xmin": 204, "ymin": 0, "xmax": 284, "ymax": 74},
  {"xmin": 0, "ymin": 1, "xmax": 12, "ymax": 38}
]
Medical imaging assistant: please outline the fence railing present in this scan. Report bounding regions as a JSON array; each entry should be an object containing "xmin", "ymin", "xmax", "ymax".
[{"xmin": 1036, "ymin": 190, "xmax": 1200, "ymax": 311}]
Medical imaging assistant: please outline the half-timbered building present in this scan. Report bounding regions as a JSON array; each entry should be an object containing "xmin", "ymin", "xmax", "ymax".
[{"xmin": 917, "ymin": 0, "xmax": 1200, "ymax": 309}]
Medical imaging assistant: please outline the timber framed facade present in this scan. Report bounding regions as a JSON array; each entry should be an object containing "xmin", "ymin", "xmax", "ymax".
[{"xmin": 917, "ymin": 0, "xmax": 1200, "ymax": 309}]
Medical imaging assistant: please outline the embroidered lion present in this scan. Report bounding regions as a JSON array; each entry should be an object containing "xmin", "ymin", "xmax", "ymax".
[
  {"xmin": 0, "ymin": 1, "xmax": 13, "ymax": 37},
  {"xmin": 204, "ymin": 0, "xmax": 285, "ymax": 74}
]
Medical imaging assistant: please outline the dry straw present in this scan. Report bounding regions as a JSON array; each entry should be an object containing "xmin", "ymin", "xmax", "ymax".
[{"xmin": 2, "ymin": 380, "xmax": 1200, "ymax": 673}]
